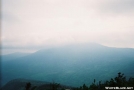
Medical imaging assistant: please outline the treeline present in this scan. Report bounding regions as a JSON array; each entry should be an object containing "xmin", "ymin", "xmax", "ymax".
[
  {"xmin": 25, "ymin": 72, "xmax": 134, "ymax": 90},
  {"xmin": 74, "ymin": 72, "xmax": 134, "ymax": 90}
]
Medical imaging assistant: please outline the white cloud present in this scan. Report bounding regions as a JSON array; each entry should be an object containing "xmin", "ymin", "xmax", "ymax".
[{"xmin": 1, "ymin": 0, "xmax": 134, "ymax": 54}]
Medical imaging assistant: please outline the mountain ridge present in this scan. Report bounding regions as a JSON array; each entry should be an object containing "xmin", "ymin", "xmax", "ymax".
[
  {"xmin": 1, "ymin": 43, "xmax": 134, "ymax": 87},
  {"xmin": 0, "ymin": 78, "xmax": 74, "ymax": 90}
]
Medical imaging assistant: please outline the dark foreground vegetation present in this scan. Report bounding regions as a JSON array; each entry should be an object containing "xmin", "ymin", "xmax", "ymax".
[
  {"xmin": 24, "ymin": 72, "xmax": 134, "ymax": 90},
  {"xmin": 0, "ymin": 72, "xmax": 134, "ymax": 90}
]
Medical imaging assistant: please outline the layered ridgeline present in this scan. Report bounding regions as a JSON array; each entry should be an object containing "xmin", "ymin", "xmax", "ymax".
[
  {"xmin": 1, "ymin": 43, "xmax": 134, "ymax": 87},
  {"xmin": 0, "ymin": 78, "xmax": 74, "ymax": 90}
]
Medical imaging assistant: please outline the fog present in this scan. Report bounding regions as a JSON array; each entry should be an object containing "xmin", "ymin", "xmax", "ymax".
[{"xmin": 1, "ymin": 0, "xmax": 134, "ymax": 54}]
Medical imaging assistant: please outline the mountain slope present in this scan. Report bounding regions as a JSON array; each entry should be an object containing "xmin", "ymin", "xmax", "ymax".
[
  {"xmin": 0, "ymin": 79, "xmax": 73, "ymax": 90},
  {"xmin": 1, "ymin": 52, "xmax": 31, "ymax": 61},
  {"xmin": 1, "ymin": 43, "xmax": 134, "ymax": 86}
]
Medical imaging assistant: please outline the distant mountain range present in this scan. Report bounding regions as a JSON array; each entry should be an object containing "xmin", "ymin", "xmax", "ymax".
[{"xmin": 1, "ymin": 43, "xmax": 134, "ymax": 87}]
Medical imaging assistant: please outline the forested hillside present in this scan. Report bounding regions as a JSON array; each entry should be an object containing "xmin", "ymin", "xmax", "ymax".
[{"xmin": 1, "ymin": 43, "xmax": 134, "ymax": 87}]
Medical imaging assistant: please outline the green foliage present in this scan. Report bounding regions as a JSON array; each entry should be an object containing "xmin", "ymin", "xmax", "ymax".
[
  {"xmin": 31, "ymin": 86, "xmax": 37, "ymax": 90},
  {"xmin": 25, "ymin": 82, "xmax": 31, "ymax": 90},
  {"xmin": 24, "ymin": 72, "xmax": 134, "ymax": 90},
  {"xmin": 50, "ymin": 82, "xmax": 60, "ymax": 90},
  {"xmin": 73, "ymin": 72, "xmax": 134, "ymax": 90},
  {"xmin": 25, "ymin": 82, "xmax": 37, "ymax": 90}
]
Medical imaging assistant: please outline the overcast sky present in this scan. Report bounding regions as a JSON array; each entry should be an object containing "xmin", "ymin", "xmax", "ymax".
[{"xmin": 1, "ymin": 0, "xmax": 134, "ymax": 54}]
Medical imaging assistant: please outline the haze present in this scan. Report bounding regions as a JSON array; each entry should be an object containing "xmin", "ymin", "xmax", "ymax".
[{"xmin": 1, "ymin": 0, "xmax": 134, "ymax": 54}]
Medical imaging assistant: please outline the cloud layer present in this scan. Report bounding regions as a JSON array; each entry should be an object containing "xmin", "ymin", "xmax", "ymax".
[{"xmin": 1, "ymin": 0, "xmax": 134, "ymax": 54}]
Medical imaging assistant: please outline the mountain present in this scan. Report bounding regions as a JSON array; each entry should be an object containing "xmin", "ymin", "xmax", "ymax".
[
  {"xmin": 0, "ymin": 52, "xmax": 31, "ymax": 87},
  {"xmin": 0, "ymin": 79, "xmax": 48, "ymax": 90},
  {"xmin": 1, "ymin": 43, "xmax": 134, "ymax": 87},
  {"xmin": 0, "ymin": 79, "xmax": 74, "ymax": 90},
  {"xmin": 1, "ymin": 52, "xmax": 31, "ymax": 61}
]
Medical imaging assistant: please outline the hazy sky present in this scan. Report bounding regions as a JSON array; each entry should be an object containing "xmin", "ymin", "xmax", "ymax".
[{"xmin": 1, "ymin": 0, "xmax": 134, "ymax": 54}]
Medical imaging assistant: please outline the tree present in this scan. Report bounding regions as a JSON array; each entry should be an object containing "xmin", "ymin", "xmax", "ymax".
[
  {"xmin": 25, "ymin": 82, "xmax": 36, "ymax": 90},
  {"xmin": 25, "ymin": 82, "xmax": 31, "ymax": 90}
]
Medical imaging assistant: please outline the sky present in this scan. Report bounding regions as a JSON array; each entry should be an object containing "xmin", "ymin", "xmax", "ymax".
[{"xmin": 1, "ymin": 0, "xmax": 134, "ymax": 54}]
